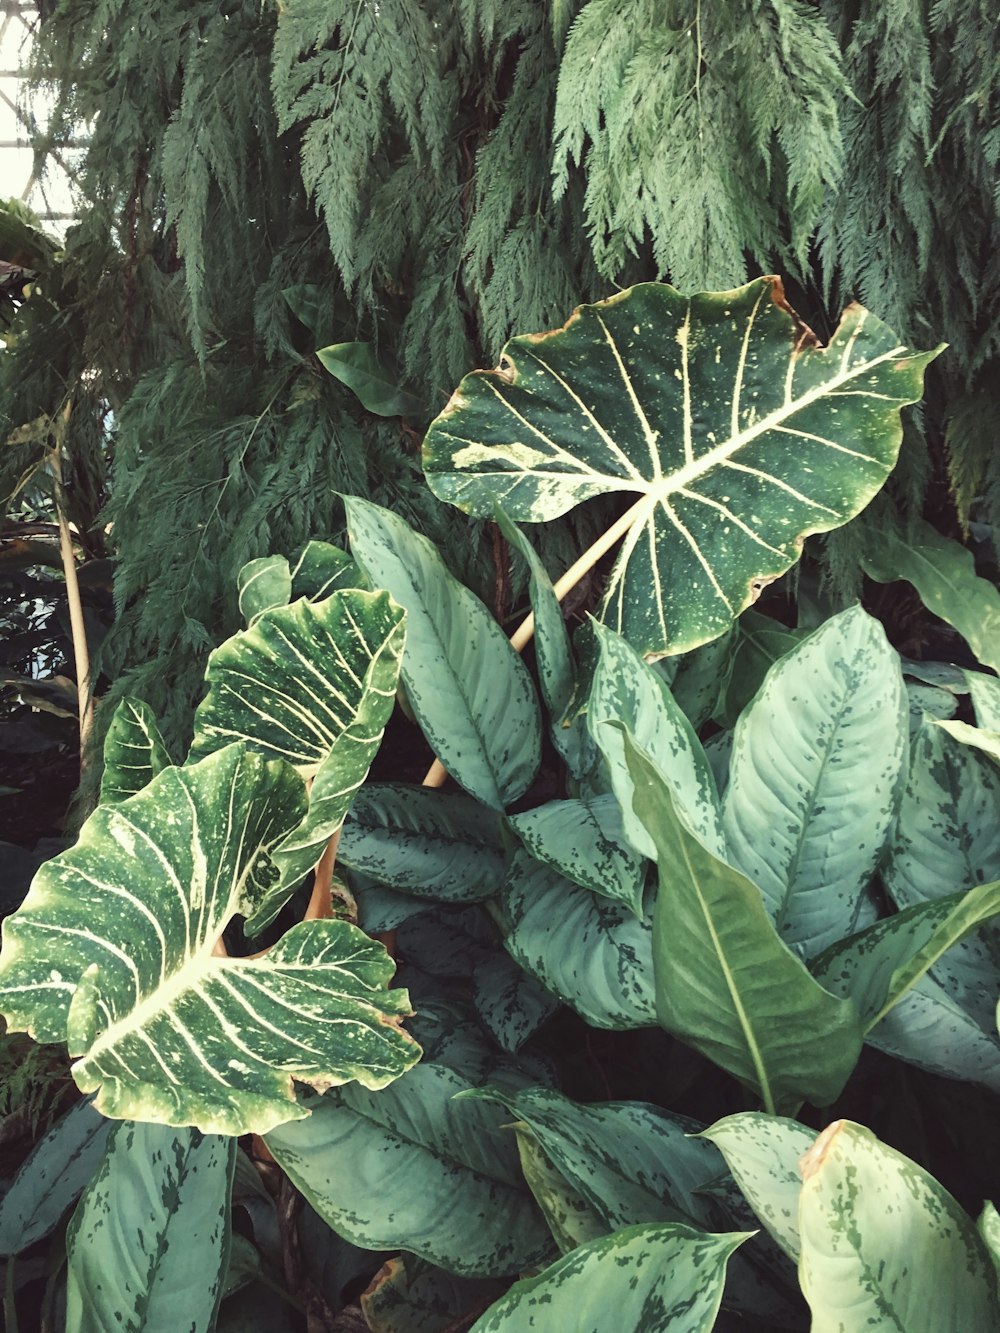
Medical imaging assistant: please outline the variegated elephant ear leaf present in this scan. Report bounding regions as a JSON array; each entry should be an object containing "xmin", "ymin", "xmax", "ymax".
[
  {"xmin": 0, "ymin": 744, "xmax": 419, "ymax": 1135},
  {"xmin": 100, "ymin": 696, "xmax": 172, "ymax": 805},
  {"xmin": 189, "ymin": 587, "xmax": 406, "ymax": 928},
  {"xmin": 423, "ymin": 278, "xmax": 942, "ymax": 657}
]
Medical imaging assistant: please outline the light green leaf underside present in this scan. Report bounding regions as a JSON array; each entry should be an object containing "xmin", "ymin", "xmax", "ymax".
[
  {"xmin": 100, "ymin": 696, "xmax": 172, "ymax": 806},
  {"xmin": 811, "ymin": 883, "xmax": 1000, "ymax": 1033},
  {"xmin": 514, "ymin": 1129, "xmax": 607, "ymax": 1254},
  {"xmin": 722, "ymin": 606, "xmax": 906, "ymax": 957},
  {"xmin": 66, "ymin": 1122, "xmax": 235, "ymax": 1333},
  {"xmin": 936, "ymin": 717, "xmax": 1000, "ymax": 764},
  {"xmin": 502, "ymin": 848, "xmax": 655, "ymax": 1029},
  {"xmin": 978, "ymin": 1202, "xmax": 1000, "ymax": 1288},
  {"xmin": 190, "ymin": 589, "xmax": 406, "ymax": 922},
  {"xmin": 0, "ymin": 745, "xmax": 418, "ymax": 1134},
  {"xmin": 265, "ymin": 1062, "xmax": 551, "ymax": 1278},
  {"xmin": 509, "ymin": 793, "xmax": 645, "ymax": 915},
  {"xmin": 0, "ymin": 1097, "xmax": 112, "ymax": 1257},
  {"xmin": 469, "ymin": 1222, "xmax": 747, "ymax": 1333},
  {"xmin": 345, "ymin": 497, "xmax": 541, "ymax": 810},
  {"xmin": 237, "ymin": 556, "xmax": 292, "ymax": 626},
  {"xmin": 861, "ymin": 516, "xmax": 1000, "ymax": 675},
  {"xmin": 424, "ymin": 278, "xmax": 940, "ymax": 656},
  {"xmin": 588, "ymin": 620, "xmax": 723, "ymax": 860},
  {"xmin": 967, "ymin": 669, "xmax": 1000, "ymax": 730},
  {"xmin": 702, "ymin": 1113, "xmax": 814, "ymax": 1261},
  {"xmin": 798, "ymin": 1120, "xmax": 1000, "ymax": 1331},
  {"xmin": 620, "ymin": 730, "xmax": 863, "ymax": 1112},
  {"xmin": 339, "ymin": 783, "xmax": 507, "ymax": 902}
]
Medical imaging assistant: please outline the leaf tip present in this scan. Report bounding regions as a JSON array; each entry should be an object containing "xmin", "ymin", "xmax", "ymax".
[{"xmin": 799, "ymin": 1119, "xmax": 846, "ymax": 1181}]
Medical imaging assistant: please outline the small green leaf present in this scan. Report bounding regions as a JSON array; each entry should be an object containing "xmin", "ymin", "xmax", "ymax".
[
  {"xmin": 721, "ymin": 612, "xmax": 804, "ymax": 725},
  {"xmin": 509, "ymin": 794, "xmax": 645, "ymax": 915},
  {"xmin": 289, "ymin": 540, "xmax": 363, "ymax": 599},
  {"xmin": 619, "ymin": 728, "xmax": 863, "ymax": 1111},
  {"xmin": 798, "ymin": 1119, "xmax": 1000, "ymax": 1330},
  {"xmin": 722, "ymin": 606, "xmax": 907, "ymax": 957},
  {"xmin": 317, "ymin": 341, "xmax": 424, "ymax": 417},
  {"xmin": 861, "ymin": 516, "xmax": 1000, "ymax": 675},
  {"xmin": 339, "ymin": 784, "xmax": 507, "ymax": 903},
  {"xmin": 469, "ymin": 1222, "xmax": 747, "ymax": 1333},
  {"xmin": 66, "ymin": 1122, "xmax": 236, "ymax": 1333},
  {"xmin": 502, "ymin": 849, "xmax": 655, "ymax": 1029},
  {"xmin": 100, "ymin": 697, "xmax": 172, "ymax": 806},
  {"xmin": 0, "ymin": 1098, "xmax": 112, "ymax": 1256},
  {"xmin": 473, "ymin": 952, "xmax": 560, "ymax": 1053},
  {"xmin": 362, "ymin": 1256, "xmax": 506, "ymax": 1333},
  {"xmin": 265, "ymin": 1062, "xmax": 551, "ymax": 1277},
  {"xmin": 346, "ymin": 497, "xmax": 541, "ymax": 810},
  {"xmin": 237, "ymin": 556, "xmax": 292, "ymax": 626}
]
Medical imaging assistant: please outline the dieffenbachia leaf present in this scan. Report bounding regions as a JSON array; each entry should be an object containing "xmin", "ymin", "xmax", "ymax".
[
  {"xmin": 469, "ymin": 1223, "xmax": 747, "ymax": 1333},
  {"xmin": 508, "ymin": 794, "xmax": 646, "ymax": 916},
  {"xmin": 701, "ymin": 1113, "xmax": 814, "ymax": 1262},
  {"xmin": 798, "ymin": 1120, "xmax": 1000, "ymax": 1330},
  {"xmin": 265, "ymin": 1062, "xmax": 551, "ymax": 1277},
  {"xmin": 722, "ymin": 606, "xmax": 907, "ymax": 958},
  {"xmin": 618, "ymin": 729, "xmax": 863, "ymax": 1112},
  {"xmin": 935, "ymin": 718, "xmax": 1000, "ymax": 765},
  {"xmin": 339, "ymin": 783, "xmax": 507, "ymax": 903},
  {"xmin": 811, "ymin": 883, "xmax": 1000, "ymax": 1033},
  {"xmin": 861, "ymin": 515, "xmax": 1000, "ymax": 675},
  {"xmin": 966, "ymin": 669, "xmax": 1000, "ymax": 729},
  {"xmin": 978, "ymin": 1202, "xmax": 1000, "ymax": 1288},
  {"xmin": 66, "ymin": 1121, "xmax": 235, "ymax": 1333},
  {"xmin": 237, "ymin": 556, "xmax": 292, "ymax": 626},
  {"xmin": 345, "ymin": 497, "xmax": 541, "ymax": 809},
  {"xmin": 424, "ymin": 279, "xmax": 940, "ymax": 657},
  {"xmin": 0, "ymin": 744, "xmax": 419, "ymax": 1133},
  {"xmin": 513, "ymin": 1129, "xmax": 607, "ymax": 1254},
  {"xmin": 501, "ymin": 849, "xmax": 655, "ymax": 1029},
  {"xmin": 588, "ymin": 620, "xmax": 723, "ymax": 859},
  {"xmin": 99, "ymin": 696, "xmax": 172, "ymax": 806},
  {"xmin": 720, "ymin": 611, "xmax": 805, "ymax": 726},
  {"xmin": 0, "ymin": 1097, "xmax": 112, "ymax": 1257},
  {"xmin": 473, "ymin": 952, "xmax": 560, "ymax": 1054},
  {"xmin": 189, "ymin": 588, "xmax": 406, "ymax": 923},
  {"xmin": 883, "ymin": 719, "xmax": 1000, "ymax": 1030}
]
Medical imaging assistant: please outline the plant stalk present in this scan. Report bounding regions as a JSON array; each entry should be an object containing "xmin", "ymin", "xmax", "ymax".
[{"xmin": 51, "ymin": 402, "xmax": 95, "ymax": 760}]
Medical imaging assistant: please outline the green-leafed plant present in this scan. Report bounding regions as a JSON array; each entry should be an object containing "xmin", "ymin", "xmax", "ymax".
[{"xmin": 4, "ymin": 281, "xmax": 1000, "ymax": 1330}]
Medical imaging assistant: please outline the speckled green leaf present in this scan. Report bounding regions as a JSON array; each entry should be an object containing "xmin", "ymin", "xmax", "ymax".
[
  {"xmin": 508, "ymin": 794, "xmax": 645, "ymax": 915},
  {"xmin": 812, "ymin": 883, "xmax": 1000, "ymax": 1032},
  {"xmin": 189, "ymin": 589, "xmax": 406, "ymax": 923},
  {"xmin": 723, "ymin": 606, "xmax": 906, "ymax": 958},
  {"xmin": 884, "ymin": 720, "xmax": 1000, "ymax": 1032},
  {"xmin": 99, "ymin": 696, "xmax": 172, "ymax": 806},
  {"xmin": 501, "ymin": 849, "xmax": 655, "ymax": 1029},
  {"xmin": 966, "ymin": 670, "xmax": 1000, "ymax": 729},
  {"xmin": 798, "ymin": 1120, "xmax": 1000, "ymax": 1331},
  {"xmin": 701, "ymin": 1113, "xmax": 816, "ymax": 1261},
  {"xmin": 473, "ymin": 952, "xmax": 560, "ymax": 1053},
  {"xmin": 339, "ymin": 784, "xmax": 506, "ymax": 903},
  {"xmin": 345, "ymin": 497, "xmax": 541, "ymax": 810},
  {"xmin": 494, "ymin": 509, "xmax": 588, "ymax": 776},
  {"xmin": 513, "ymin": 1129, "xmax": 606, "ymax": 1254},
  {"xmin": 0, "ymin": 1098, "xmax": 112, "ymax": 1256},
  {"xmin": 65, "ymin": 1121, "xmax": 235, "ymax": 1333},
  {"xmin": 469, "ymin": 1222, "xmax": 747, "ymax": 1333},
  {"xmin": 265, "ymin": 1062, "xmax": 551, "ymax": 1278},
  {"xmin": 978, "ymin": 1202, "xmax": 1000, "ymax": 1288},
  {"xmin": 425, "ymin": 279, "xmax": 939, "ymax": 657},
  {"xmin": 620, "ymin": 730, "xmax": 863, "ymax": 1111},
  {"xmin": 861, "ymin": 516, "xmax": 1000, "ymax": 675},
  {"xmin": 0, "ymin": 744, "xmax": 418, "ymax": 1134},
  {"xmin": 237, "ymin": 556, "xmax": 292, "ymax": 626},
  {"xmin": 588, "ymin": 621, "xmax": 723, "ymax": 860}
]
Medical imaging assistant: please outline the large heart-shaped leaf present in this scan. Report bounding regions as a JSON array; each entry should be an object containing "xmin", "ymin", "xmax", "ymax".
[
  {"xmin": 424, "ymin": 279, "xmax": 940, "ymax": 656},
  {"xmin": 189, "ymin": 588, "xmax": 406, "ymax": 920},
  {"xmin": 100, "ymin": 696, "xmax": 172, "ymax": 806},
  {"xmin": 722, "ymin": 606, "xmax": 907, "ymax": 958},
  {"xmin": 66, "ymin": 1121, "xmax": 235, "ymax": 1333},
  {"xmin": 0, "ymin": 744, "xmax": 419, "ymax": 1134},
  {"xmin": 501, "ymin": 849, "xmax": 655, "ymax": 1029},
  {"xmin": 345, "ymin": 497, "xmax": 541, "ymax": 810},
  {"xmin": 469, "ymin": 1223, "xmax": 747, "ymax": 1333},
  {"xmin": 798, "ymin": 1120, "xmax": 1000, "ymax": 1330},
  {"xmin": 265, "ymin": 1062, "xmax": 551, "ymax": 1277},
  {"xmin": 619, "ymin": 730, "xmax": 863, "ymax": 1112}
]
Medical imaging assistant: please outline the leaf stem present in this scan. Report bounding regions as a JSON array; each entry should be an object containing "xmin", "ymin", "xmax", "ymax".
[
  {"xmin": 422, "ymin": 493, "xmax": 650, "ymax": 787},
  {"xmin": 51, "ymin": 401, "xmax": 95, "ymax": 763}
]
